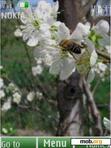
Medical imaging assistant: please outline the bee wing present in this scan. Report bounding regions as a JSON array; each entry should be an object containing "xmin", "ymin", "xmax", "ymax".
[{"xmin": 76, "ymin": 51, "xmax": 90, "ymax": 75}]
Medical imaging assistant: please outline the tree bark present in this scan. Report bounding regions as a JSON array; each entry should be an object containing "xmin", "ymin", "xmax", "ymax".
[
  {"xmin": 56, "ymin": 72, "xmax": 84, "ymax": 136},
  {"xmin": 58, "ymin": 0, "xmax": 96, "ymax": 31}
]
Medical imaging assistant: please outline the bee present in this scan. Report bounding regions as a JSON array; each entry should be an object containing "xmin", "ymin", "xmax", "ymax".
[{"xmin": 59, "ymin": 39, "xmax": 86, "ymax": 54}]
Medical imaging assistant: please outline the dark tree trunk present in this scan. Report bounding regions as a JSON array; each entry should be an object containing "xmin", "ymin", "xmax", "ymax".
[
  {"xmin": 58, "ymin": 0, "xmax": 96, "ymax": 31},
  {"xmin": 56, "ymin": 72, "xmax": 84, "ymax": 136},
  {"xmin": 56, "ymin": 0, "xmax": 103, "ymax": 136}
]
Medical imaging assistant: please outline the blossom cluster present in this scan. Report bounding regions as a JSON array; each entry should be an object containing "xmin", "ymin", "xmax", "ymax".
[
  {"xmin": 14, "ymin": 0, "xmax": 110, "ymax": 81},
  {"xmin": 0, "ymin": 67, "xmax": 43, "ymax": 112},
  {"xmin": 0, "ymin": 77, "xmax": 21, "ymax": 111}
]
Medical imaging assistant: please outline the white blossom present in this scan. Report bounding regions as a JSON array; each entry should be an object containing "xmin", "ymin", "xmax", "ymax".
[
  {"xmin": 14, "ymin": 0, "xmax": 109, "ymax": 81},
  {"xmin": 0, "ymin": 90, "xmax": 5, "ymax": 99},
  {"xmin": 105, "ymin": 45, "xmax": 111, "ymax": 54},
  {"xmin": 90, "ymin": 62, "xmax": 107, "ymax": 80},
  {"xmin": 103, "ymin": 117, "xmax": 111, "ymax": 131},
  {"xmin": 94, "ymin": 20, "xmax": 110, "ymax": 47},
  {"xmin": 8, "ymin": 82, "xmax": 18, "ymax": 93},
  {"xmin": 84, "ymin": 38, "xmax": 95, "ymax": 52},
  {"xmin": 2, "ymin": 128, "xmax": 8, "ymax": 134},
  {"xmin": 0, "ymin": 78, "xmax": 4, "ymax": 89},
  {"xmin": 13, "ymin": 92, "xmax": 21, "ymax": 104},
  {"xmin": 35, "ymin": 58, "xmax": 42, "ymax": 65},
  {"xmin": 15, "ymin": 7, "xmax": 51, "ymax": 47},
  {"xmin": 34, "ymin": 21, "xmax": 94, "ymax": 80},
  {"xmin": 48, "ymin": 23, "xmax": 76, "ymax": 80},
  {"xmin": 14, "ymin": 0, "xmax": 59, "ymax": 47},
  {"xmin": 90, "ymin": 50, "xmax": 98, "ymax": 66},
  {"xmin": 94, "ymin": 62, "xmax": 107, "ymax": 75},
  {"xmin": 49, "ymin": 22, "xmax": 93, "ymax": 80},
  {"xmin": 50, "ymin": 56, "xmax": 76, "ymax": 80},
  {"xmin": 44, "ymin": 54, "xmax": 53, "ymax": 66},
  {"xmin": 2, "ymin": 98, "xmax": 11, "ymax": 111},
  {"xmin": 0, "ymin": 65, "xmax": 3, "ymax": 70},
  {"xmin": 34, "ymin": 0, "xmax": 59, "ymax": 24},
  {"xmin": 97, "ymin": 62, "xmax": 107, "ymax": 72},
  {"xmin": 27, "ymin": 91, "xmax": 35, "ymax": 102},
  {"xmin": 95, "ymin": 20, "xmax": 109, "ymax": 34},
  {"xmin": 71, "ymin": 22, "xmax": 90, "ymax": 41},
  {"xmin": 87, "ymin": 69, "xmax": 95, "ymax": 83},
  {"xmin": 14, "ymin": 28, "xmax": 22, "ymax": 37},
  {"xmin": 32, "ymin": 65, "xmax": 43, "ymax": 76},
  {"xmin": 36, "ymin": 91, "xmax": 43, "ymax": 100},
  {"xmin": 15, "ymin": 0, "xmax": 93, "ymax": 80}
]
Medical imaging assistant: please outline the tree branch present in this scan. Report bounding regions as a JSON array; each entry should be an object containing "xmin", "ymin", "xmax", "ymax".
[
  {"xmin": 82, "ymin": 76, "xmax": 103, "ymax": 135},
  {"xmin": 96, "ymin": 50, "xmax": 110, "ymax": 63}
]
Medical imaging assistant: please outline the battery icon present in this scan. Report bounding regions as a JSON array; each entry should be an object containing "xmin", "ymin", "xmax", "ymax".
[{"xmin": 19, "ymin": 1, "xmax": 29, "ymax": 8}]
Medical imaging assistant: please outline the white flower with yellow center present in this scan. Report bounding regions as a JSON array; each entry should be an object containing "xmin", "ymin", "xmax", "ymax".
[
  {"xmin": 20, "ymin": 9, "xmax": 51, "ymax": 47},
  {"xmin": 14, "ymin": 0, "xmax": 58, "ymax": 47}
]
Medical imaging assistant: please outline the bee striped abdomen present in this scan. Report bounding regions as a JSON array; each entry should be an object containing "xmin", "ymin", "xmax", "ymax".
[
  {"xmin": 60, "ymin": 39, "xmax": 82, "ymax": 54},
  {"xmin": 71, "ymin": 45, "xmax": 81, "ymax": 54}
]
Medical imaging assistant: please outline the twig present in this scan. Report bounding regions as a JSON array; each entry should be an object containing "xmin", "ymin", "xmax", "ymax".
[
  {"xmin": 96, "ymin": 50, "xmax": 110, "ymax": 63},
  {"xmin": 82, "ymin": 76, "xmax": 103, "ymax": 135},
  {"xmin": 92, "ymin": 78, "xmax": 101, "ymax": 95}
]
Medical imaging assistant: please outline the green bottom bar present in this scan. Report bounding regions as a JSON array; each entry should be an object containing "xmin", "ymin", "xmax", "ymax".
[
  {"xmin": 38, "ymin": 137, "xmax": 71, "ymax": 148},
  {"xmin": 1, "ymin": 137, "xmax": 110, "ymax": 148},
  {"xmin": 1, "ymin": 137, "xmax": 36, "ymax": 148}
]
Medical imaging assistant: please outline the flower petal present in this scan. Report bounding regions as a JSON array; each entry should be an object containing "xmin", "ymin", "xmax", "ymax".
[
  {"xmin": 20, "ymin": 8, "xmax": 33, "ymax": 24},
  {"xmin": 60, "ymin": 58, "xmax": 75, "ymax": 80},
  {"xmin": 2, "ymin": 98, "xmax": 11, "ymax": 111},
  {"xmin": 87, "ymin": 69, "xmax": 95, "ymax": 83},
  {"xmin": 27, "ymin": 37, "xmax": 38, "ymax": 47},
  {"xmin": 103, "ymin": 117, "xmax": 111, "ymax": 131},
  {"xmin": 90, "ymin": 50, "xmax": 98, "ymax": 66},
  {"xmin": 105, "ymin": 45, "xmax": 111, "ymax": 54},
  {"xmin": 32, "ymin": 65, "xmax": 43, "ymax": 76},
  {"xmin": 71, "ymin": 23, "xmax": 90, "ymax": 41},
  {"xmin": 85, "ymin": 38, "xmax": 95, "ymax": 53},
  {"xmin": 98, "ymin": 62, "xmax": 107, "ymax": 72},
  {"xmin": 49, "ymin": 58, "xmax": 61, "ymax": 75},
  {"xmin": 95, "ymin": 20, "xmax": 109, "ymax": 34},
  {"xmin": 57, "ymin": 23, "xmax": 70, "ymax": 42},
  {"xmin": 14, "ymin": 28, "xmax": 22, "ymax": 37}
]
